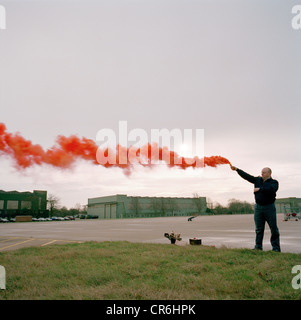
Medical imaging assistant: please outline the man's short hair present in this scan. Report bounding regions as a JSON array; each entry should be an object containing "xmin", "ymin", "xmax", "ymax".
[{"xmin": 266, "ymin": 167, "xmax": 272, "ymax": 174}]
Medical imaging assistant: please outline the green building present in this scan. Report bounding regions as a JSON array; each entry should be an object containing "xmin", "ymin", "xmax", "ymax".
[
  {"xmin": 88, "ymin": 194, "xmax": 207, "ymax": 219},
  {"xmin": 275, "ymin": 197, "xmax": 301, "ymax": 213},
  {"xmin": 0, "ymin": 190, "xmax": 48, "ymax": 218}
]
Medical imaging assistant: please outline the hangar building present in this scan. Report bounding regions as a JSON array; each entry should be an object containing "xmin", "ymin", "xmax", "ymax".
[
  {"xmin": 88, "ymin": 194, "xmax": 207, "ymax": 219},
  {"xmin": 0, "ymin": 190, "xmax": 48, "ymax": 218},
  {"xmin": 275, "ymin": 197, "xmax": 301, "ymax": 213}
]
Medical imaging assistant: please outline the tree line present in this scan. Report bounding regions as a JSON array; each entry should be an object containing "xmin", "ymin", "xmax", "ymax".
[
  {"xmin": 47, "ymin": 194, "xmax": 87, "ymax": 217},
  {"xmin": 206, "ymin": 198, "xmax": 254, "ymax": 215}
]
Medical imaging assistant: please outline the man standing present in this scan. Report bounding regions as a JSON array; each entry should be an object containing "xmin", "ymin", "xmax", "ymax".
[{"xmin": 230, "ymin": 165, "xmax": 281, "ymax": 252}]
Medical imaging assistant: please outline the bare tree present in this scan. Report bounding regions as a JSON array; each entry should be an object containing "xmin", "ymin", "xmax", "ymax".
[
  {"xmin": 228, "ymin": 198, "xmax": 253, "ymax": 214},
  {"xmin": 47, "ymin": 194, "xmax": 61, "ymax": 217},
  {"xmin": 193, "ymin": 193, "xmax": 206, "ymax": 214}
]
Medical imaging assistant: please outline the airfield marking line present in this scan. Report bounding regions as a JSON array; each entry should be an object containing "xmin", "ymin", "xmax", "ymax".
[
  {"xmin": 0, "ymin": 238, "xmax": 36, "ymax": 251},
  {"xmin": 36, "ymin": 239, "xmax": 83, "ymax": 244},
  {"xmin": 0, "ymin": 237, "xmax": 18, "ymax": 243},
  {"xmin": 0, "ymin": 236, "xmax": 83, "ymax": 242},
  {"xmin": 56, "ymin": 240, "xmax": 83, "ymax": 243},
  {"xmin": 40, "ymin": 239, "xmax": 82, "ymax": 247},
  {"xmin": 0, "ymin": 236, "xmax": 32, "ymax": 240},
  {"xmin": 41, "ymin": 240, "xmax": 57, "ymax": 247}
]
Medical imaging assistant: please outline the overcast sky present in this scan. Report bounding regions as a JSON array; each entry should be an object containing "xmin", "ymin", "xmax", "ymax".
[{"xmin": 1, "ymin": 0, "xmax": 300, "ymax": 208}]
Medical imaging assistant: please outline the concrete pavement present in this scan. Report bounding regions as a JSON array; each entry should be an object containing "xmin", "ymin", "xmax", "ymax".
[{"xmin": 0, "ymin": 214, "xmax": 300, "ymax": 253}]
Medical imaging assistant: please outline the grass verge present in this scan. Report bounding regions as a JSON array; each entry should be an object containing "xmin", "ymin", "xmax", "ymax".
[{"xmin": 0, "ymin": 241, "xmax": 300, "ymax": 300}]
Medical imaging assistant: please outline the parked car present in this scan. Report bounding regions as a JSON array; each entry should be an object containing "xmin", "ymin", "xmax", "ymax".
[
  {"xmin": 87, "ymin": 215, "xmax": 98, "ymax": 219},
  {"xmin": 0, "ymin": 218, "xmax": 9, "ymax": 223},
  {"xmin": 79, "ymin": 214, "xmax": 98, "ymax": 219}
]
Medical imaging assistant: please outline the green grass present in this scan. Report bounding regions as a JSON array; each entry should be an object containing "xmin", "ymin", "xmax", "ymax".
[{"xmin": 0, "ymin": 241, "xmax": 300, "ymax": 300}]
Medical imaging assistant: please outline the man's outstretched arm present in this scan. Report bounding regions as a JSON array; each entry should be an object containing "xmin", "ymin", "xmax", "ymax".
[{"xmin": 230, "ymin": 165, "xmax": 256, "ymax": 184}]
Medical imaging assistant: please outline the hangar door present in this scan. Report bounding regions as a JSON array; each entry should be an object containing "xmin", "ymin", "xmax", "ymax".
[{"xmin": 105, "ymin": 203, "xmax": 117, "ymax": 219}]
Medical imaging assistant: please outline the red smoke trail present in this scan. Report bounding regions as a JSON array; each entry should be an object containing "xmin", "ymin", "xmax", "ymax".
[
  {"xmin": 0, "ymin": 123, "xmax": 230, "ymax": 173},
  {"xmin": 0, "ymin": 123, "xmax": 98, "ymax": 169}
]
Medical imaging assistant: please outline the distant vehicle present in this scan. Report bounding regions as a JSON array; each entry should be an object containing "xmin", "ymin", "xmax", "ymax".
[
  {"xmin": 32, "ymin": 217, "xmax": 38, "ymax": 221},
  {"xmin": 87, "ymin": 215, "xmax": 98, "ymax": 219},
  {"xmin": 0, "ymin": 218, "xmax": 9, "ymax": 223},
  {"xmin": 284, "ymin": 207, "xmax": 301, "ymax": 221},
  {"xmin": 50, "ymin": 216, "xmax": 75, "ymax": 221},
  {"xmin": 80, "ymin": 214, "xmax": 98, "ymax": 219}
]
